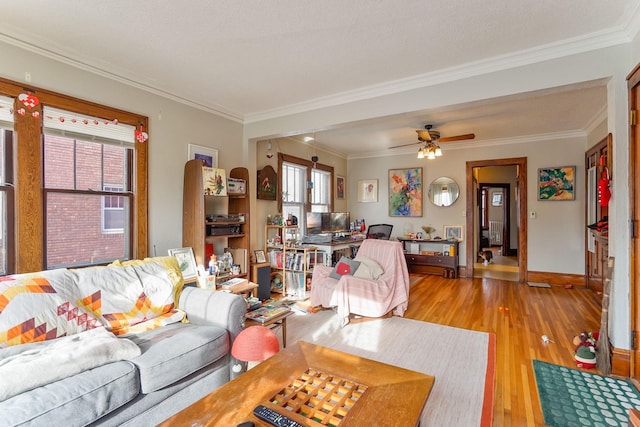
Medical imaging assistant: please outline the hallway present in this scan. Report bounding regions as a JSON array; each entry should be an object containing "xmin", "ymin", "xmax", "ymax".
[{"xmin": 473, "ymin": 247, "xmax": 519, "ymax": 281}]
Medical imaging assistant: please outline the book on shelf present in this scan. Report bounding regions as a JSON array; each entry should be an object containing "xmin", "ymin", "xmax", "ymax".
[{"xmin": 245, "ymin": 305, "xmax": 291, "ymax": 322}]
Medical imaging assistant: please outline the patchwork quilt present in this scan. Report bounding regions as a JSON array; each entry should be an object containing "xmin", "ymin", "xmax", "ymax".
[{"xmin": 0, "ymin": 257, "xmax": 185, "ymax": 348}]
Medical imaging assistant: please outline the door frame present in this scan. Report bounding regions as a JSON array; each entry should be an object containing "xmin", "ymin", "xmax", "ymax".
[
  {"xmin": 466, "ymin": 158, "xmax": 527, "ymax": 281},
  {"xmin": 628, "ymin": 62, "xmax": 640, "ymax": 379}
]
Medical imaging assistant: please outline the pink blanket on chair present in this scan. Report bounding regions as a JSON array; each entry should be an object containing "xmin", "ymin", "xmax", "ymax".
[{"xmin": 309, "ymin": 239, "xmax": 410, "ymax": 325}]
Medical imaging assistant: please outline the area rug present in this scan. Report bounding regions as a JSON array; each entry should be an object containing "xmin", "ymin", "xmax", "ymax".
[
  {"xmin": 534, "ymin": 359, "xmax": 640, "ymax": 427},
  {"xmin": 286, "ymin": 310, "xmax": 495, "ymax": 426}
]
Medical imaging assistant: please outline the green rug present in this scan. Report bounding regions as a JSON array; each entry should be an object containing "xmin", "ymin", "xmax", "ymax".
[{"xmin": 534, "ymin": 360, "xmax": 640, "ymax": 426}]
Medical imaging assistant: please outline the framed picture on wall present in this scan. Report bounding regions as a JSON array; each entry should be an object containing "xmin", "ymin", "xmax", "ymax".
[
  {"xmin": 336, "ymin": 176, "xmax": 345, "ymax": 199},
  {"xmin": 388, "ymin": 168, "xmax": 422, "ymax": 217},
  {"xmin": 357, "ymin": 179, "xmax": 378, "ymax": 203},
  {"xmin": 537, "ymin": 166, "xmax": 576, "ymax": 201},
  {"xmin": 187, "ymin": 144, "xmax": 218, "ymax": 168}
]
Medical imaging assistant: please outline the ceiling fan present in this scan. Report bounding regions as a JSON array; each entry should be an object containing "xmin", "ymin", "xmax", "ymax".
[{"xmin": 388, "ymin": 125, "xmax": 475, "ymax": 150}]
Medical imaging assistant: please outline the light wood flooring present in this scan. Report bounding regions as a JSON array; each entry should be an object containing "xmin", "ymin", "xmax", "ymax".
[{"xmin": 404, "ymin": 273, "xmax": 602, "ymax": 427}]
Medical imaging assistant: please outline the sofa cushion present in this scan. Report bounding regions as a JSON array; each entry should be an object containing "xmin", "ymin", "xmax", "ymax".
[
  {"xmin": 127, "ymin": 322, "xmax": 229, "ymax": 393},
  {"xmin": 0, "ymin": 360, "xmax": 138, "ymax": 426},
  {"xmin": 0, "ymin": 268, "xmax": 102, "ymax": 348}
]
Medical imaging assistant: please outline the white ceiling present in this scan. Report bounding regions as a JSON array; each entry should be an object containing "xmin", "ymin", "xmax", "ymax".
[{"xmin": 1, "ymin": 1, "xmax": 638, "ymax": 156}]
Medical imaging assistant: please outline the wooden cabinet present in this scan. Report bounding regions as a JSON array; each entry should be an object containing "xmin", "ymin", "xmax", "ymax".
[
  {"xmin": 182, "ymin": 159, "xmax": 250, "ymax": 282},
  {"xmin": 397, "ymin": 238, "xmax": 459, "ymax": 278},
  {"xmin": 265, "ymin": 225, "xmax": 317, "ymax": 299}
]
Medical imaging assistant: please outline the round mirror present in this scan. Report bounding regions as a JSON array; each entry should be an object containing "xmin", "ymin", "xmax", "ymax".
[{"xmin": 428, "ymin": 177, "xmax": 459, "ymax": 207}]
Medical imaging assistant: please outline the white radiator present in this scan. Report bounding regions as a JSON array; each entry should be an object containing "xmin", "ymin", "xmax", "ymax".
[{"xmin": 489, "ymin": 221, "xmax": 503, "ymax": 245}]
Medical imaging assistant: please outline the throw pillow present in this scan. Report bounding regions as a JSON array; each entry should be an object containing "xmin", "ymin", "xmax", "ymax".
[
  {"xmin": 0, "ymin": 269, "xmax": 102, "ymax": 348},
  {"xmin": 70, "ymin": 262, "xmax": 184, "ymax": 335},
  {"xmin": 329, "ymin": 256, "xmax": 361, "ymax": 280},
  {"xmin": 111, "ymin": 256, "xmax": 185, "ymax": 307},
  {"xmin": 353, "ymin": 256, "xmax": 384, "ymax": 280}
]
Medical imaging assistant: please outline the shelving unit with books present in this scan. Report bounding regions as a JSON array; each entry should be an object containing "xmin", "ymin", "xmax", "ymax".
[
  {"xmin": 265, "ymin": 225, "xmax": 317, "ymax": 299},
  {"xmin": 182, "ymin": 160, "xmax": 250, "ymax": 285}
]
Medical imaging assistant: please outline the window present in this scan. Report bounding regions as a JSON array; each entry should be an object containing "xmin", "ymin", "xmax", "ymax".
[
  {"xmin": 0, "ymin": 76, "xmax": 148, "ymax": 274},
  {"xmin": 281, "ymin": 162, "xmax": 306, "ymax": 232},
  {"xmin": 0, "ymin": 95, "xmax": 14, "ymax": 275},
  {"xmin": 103, "ymin": 185, "xmax": 125, "ymax": 232},
  {"xmin": 279, "ymin": 154, "xmax": 333, "ymax": 235},
  {"xmin": 43, "ymin": 107, "xmax": 134, "ymax": 268}
]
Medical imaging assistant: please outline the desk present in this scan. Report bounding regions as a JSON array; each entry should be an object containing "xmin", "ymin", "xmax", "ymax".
[
  {"xmin": 309, "ymin": 238, "xmax": 365, "ymax": 266},
  {"xmin": 159, "ymin": 341, "xmax": 434, "ymax": 427}
]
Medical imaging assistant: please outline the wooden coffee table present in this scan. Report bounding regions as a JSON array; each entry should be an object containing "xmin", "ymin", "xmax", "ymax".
[{"xmin": 159, "ymin": 341, "xmax": 434, "ymax": 426}]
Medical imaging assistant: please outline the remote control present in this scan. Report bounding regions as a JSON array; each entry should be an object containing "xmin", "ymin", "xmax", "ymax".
[{"xmin": 253, "ymin": 405, "xmax": 304, "ymax": 427}]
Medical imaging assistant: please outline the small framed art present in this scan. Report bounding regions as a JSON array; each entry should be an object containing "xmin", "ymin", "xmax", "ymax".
[
  {"xmin": 336, "ymin": 176, "xmax": 345, "ymax": 199},
  {"xmin": 168, "ymin": 247, "xmax": 198, "ymax": 282},
  {"xmin": 254, "ymin": 250, "xmax": 267, "ymax": 264},
  {"xmin": 357, "ymin": 179, "xmax": 378, "ymax": 203},
  {"xmin": 187, "ymin": 144, "xmax": 218, "ymax": 168},
  {"xmin": 443, "ymin": 225, "xmax": 463, "ymax": 241}
]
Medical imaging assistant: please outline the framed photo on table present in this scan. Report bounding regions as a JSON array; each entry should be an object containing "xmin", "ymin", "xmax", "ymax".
[
  {"xmin": 168, "ymin": 247, "xmax": 198, "ymax": 282},
  {"xmin": 443, "ymin": 225, "xmax": 463, "ymax": 241},
  {"xmin": 254, "ymin": 250, "xmax": 267, "ymax": 264}
]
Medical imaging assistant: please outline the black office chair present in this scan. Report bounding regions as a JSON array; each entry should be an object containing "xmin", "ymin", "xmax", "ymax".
[{"xmin": 366, "ymin": 224, "xmax": 393, "ymax": 240}]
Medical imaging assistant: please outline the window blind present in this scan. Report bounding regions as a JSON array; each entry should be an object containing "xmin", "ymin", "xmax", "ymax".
[
  {"xmin": 43, "ymin": 106, "xmax": 135, "ymax": 147},
  {"xmin": 0, "ymin": 96, "xmax": 14, "ymax": 129}
]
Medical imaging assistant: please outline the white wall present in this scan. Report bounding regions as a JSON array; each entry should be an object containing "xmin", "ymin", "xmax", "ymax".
[
  {"xmin": 0, "ymin": 40, "xmax": 243, "ymax": 257},
  {"xmin": 347, "ymin": 136, "xmax": 586, "ymax": 273}
]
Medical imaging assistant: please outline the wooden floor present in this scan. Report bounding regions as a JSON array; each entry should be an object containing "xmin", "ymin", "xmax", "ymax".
[{"xmin": 404, "ymin": 274, "xmax": 602, "ymax": 427}]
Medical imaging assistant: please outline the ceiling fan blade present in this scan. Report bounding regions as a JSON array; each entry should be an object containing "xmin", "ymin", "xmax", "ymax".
[
  {"xmin": 439, "ymin": 133, "xmax": 475, "ymax": 143},
  {"xmin": 388, "ymin": 141, "xmax": 422, "ymax": 150}
]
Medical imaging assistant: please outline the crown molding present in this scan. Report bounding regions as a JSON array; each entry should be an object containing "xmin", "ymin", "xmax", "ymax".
[
  {"xmin": 0, "ymin": 32, "xmax": 245, "ymax": 123},
  {"xmin": 246, "ymin": 25, "xmax": 634, "ymax": 124}
]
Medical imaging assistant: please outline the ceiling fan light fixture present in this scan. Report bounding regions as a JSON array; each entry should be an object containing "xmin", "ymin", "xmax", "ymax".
[
  {"xmin": 417, "ymin": 148, "xmax": 425, "ymax": 159},
  {"xmin": 427, "ymin": 150, "xmax": 436, "ymax": 160},
  {"xmin": 435, "ymin": 146, "xmax": 442, "ymax": 157}
]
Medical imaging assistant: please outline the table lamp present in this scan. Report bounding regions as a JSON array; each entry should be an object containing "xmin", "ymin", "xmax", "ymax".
[{"xmin": 231, "ymin": 326, "xmax": 280, "ymax": 374}]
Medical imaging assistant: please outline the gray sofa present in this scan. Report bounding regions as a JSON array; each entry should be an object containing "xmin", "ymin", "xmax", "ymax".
[{"xmin": 0, "ymin": 269, "xmax": 247, "ymax": 426}]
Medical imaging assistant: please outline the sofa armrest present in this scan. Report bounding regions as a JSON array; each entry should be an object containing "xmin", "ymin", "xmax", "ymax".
[{"xmin": 178, "ymin": 287, "xmax": 247, "ymax": 342}]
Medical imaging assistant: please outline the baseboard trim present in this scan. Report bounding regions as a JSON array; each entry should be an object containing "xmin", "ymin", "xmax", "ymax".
[
  {"xmin": 612, "ymin": 346, "xmax": 630, "ymax": 377},
  {"xmin": 527, "ymin": 271, "xmax": 585, "ymax": 287}
]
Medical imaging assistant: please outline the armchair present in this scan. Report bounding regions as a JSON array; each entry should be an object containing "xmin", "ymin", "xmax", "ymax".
[{"xmin": 309, "ymin": 239, "xmax": 409, "ymax": 326}]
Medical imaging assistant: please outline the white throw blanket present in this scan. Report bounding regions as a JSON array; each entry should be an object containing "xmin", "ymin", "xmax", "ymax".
[{"xmin": 0, "ymin": 327, "xmax": 141, "ymax": 401}]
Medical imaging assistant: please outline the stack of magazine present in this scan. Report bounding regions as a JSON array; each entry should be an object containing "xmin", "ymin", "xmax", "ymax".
[{"xmin": 245, "ymin": 305, "xmax": 291, "ymax": 323}]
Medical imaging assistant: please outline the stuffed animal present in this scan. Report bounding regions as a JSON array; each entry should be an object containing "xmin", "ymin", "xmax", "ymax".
[{"xmin": 573, "ymin": 331, "xmax": 599, "ymax": 369}]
